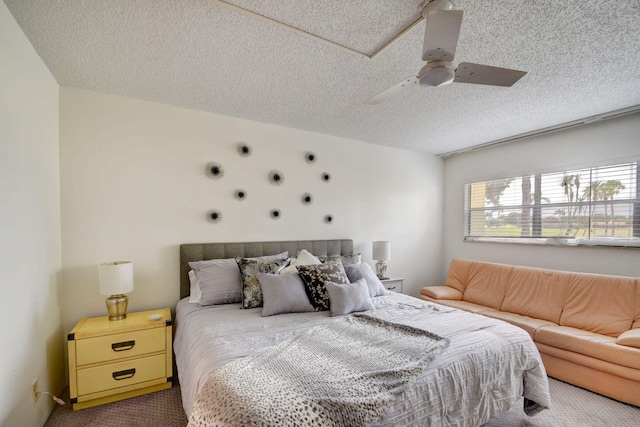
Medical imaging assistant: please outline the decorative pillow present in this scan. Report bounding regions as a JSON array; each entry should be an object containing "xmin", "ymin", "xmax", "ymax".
[
  {"xmin": 188, "ymin": 270, "xmax": 202, "ymax": 303},
  {"xmin": 257, "ymin": 273, "xmax": 314, "ymax": 317},
  {"xmin": 237, "ymin": 257, "xmax": 289, "ymax": 309},
  {"xmin": 280, "ymin": 249, "xmax": 322, "ymax": 274},
  {"xmin": 297, "ymin": 259, "xmax": 350, "ymax": 312},
  {"xmin": 319, "ymin": 253, "xmax": 362, "ymax": 265},
  {"xmin": 616, "ymin": 329, "xmax": 640, "ymax": 348},
  {"xmin": 343, "ymin": 262, "xmax": 387, "ymax": 297},
  {"xmin": 187, "ymin": 252, "xmax": 288, "ymax": 305},
  {"xmin": 188, "ymin": 258, "xmax": 243, "ymax": 306},
  {"xmin": 325, "ymin": 278, "xmax": 375, "ymax": 317}
]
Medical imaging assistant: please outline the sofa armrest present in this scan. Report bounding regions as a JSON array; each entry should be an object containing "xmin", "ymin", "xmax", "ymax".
[
  {"xmin": 616, "ymin": 329, "xmax": 640, "ymax": 348},
  {"xmin": 420, "ymin": 285, "xmax": 463, "ymax": 301}
]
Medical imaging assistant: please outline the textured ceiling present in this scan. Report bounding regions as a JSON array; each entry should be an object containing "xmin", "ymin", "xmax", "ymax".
[{"xmin": 5, "ymin": 0, "xmax": 640, "ymax": 155}]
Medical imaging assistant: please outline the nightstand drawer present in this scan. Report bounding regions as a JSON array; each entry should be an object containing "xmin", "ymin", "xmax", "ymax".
[
  {"xmin": 76, "ymin": 328, "xmax": 165, "ymax": 366},
  {"xmin": 381, "ymin": 277, "xmax": 404, "ymax": 293},
  {"xmin": 77, "ymin": 353, "xmax": 167, "ymax": 396}
]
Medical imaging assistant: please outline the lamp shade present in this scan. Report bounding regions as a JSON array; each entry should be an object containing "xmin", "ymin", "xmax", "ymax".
[
  {"xmin": 99, "ymin": 261, "xmax": 134, "ymax": 296},
  {"xmin": 372, "ymin": 241, "xmax": 391, "ymax": 261}
]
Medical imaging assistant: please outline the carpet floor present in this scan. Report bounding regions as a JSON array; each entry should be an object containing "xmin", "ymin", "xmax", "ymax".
[{"xmin": 45, "ymin": 378, "xmax": 639, "ymax": 426}]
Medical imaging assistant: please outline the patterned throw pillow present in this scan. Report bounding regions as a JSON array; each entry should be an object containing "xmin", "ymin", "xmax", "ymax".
[
  {"xmin": 319, "ymin": 253, "xmax": 362, "ymax": 265},
  {"xmin": 237, "ymin": 258, "xmax": 288, "ymax": 309},
  {"xmin": 297, "ymin": 260, "xmax": 350, "ymax": 311}
]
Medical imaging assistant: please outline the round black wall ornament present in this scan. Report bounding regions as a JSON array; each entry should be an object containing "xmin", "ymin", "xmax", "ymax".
[
  {"xmin": 321, "ymin": 172, "xmax": 331, "ymax": 182},
  {"xmin": 270, "ymin": 209, "xmax": 281, "ymax": 220},
  {"xmin": 205, "ymin": 162, "xmax": 224, "ymax": 179},
  {"xmin": 269, "ymin": 170, "xmax": 284, "ymax": 185},
  {"xmin": 207, "ymin": 209, "xmax": 222, "ymax": 223},
  {"xmin": 234, "ymin": 189, "xmax": 247, "ymax": 200},
  {"xmin": 302, "ymin": 193, "xmax": 313, "ymax": 205},
  {"xmin": 305, "ymin": 152, "xmax": 317, "ymax": 164},
  {"xmin": 324, "ymin": 214, "xmax": 334, "ymax": 224},
  {"xmin": 237, "ymin": 143, "xmax": 252, "ymax": 157}
]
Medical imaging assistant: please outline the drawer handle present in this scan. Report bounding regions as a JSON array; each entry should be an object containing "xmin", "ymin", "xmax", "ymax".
[
  {"xmin": 387, "ymin": 286, "xmax": 396, "ymax": 290},
  {"xmin": 112, "ymin": 368, "xmax": 136, "ymax": 381},
  {"xmin": 111, "ymin": 340, "xmax": 135, "ymax": 352}
]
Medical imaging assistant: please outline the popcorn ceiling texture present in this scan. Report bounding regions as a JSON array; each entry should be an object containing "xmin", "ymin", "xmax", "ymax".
[{"xmin": 5, "ymin": 0, "xmax": 640, "ymax": 155}]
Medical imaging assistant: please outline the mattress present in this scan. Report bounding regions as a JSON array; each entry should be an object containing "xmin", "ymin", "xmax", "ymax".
[{"xmin": 174, "ymin": 292, "xmax": 550, "ymax": 426}]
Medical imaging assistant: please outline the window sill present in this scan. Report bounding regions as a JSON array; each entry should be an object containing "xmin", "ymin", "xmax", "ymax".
[{"xmin": 463, "ymin": 236, "xmax": 640, "ymax": 248}]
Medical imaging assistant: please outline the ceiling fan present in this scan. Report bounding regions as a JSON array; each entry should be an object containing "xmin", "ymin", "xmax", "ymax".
[{"xmin": 365, "ymin": 0, "xmax": 527, "ymax": 105}]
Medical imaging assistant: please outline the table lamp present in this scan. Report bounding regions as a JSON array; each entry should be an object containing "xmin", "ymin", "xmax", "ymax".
[
  {"xmin": 99, "ymin": 261, "xmax": 134, "ymax": 321},
  {"xmin": 372, "ymin": 241, "xmax": 390, "ymax": 280}
]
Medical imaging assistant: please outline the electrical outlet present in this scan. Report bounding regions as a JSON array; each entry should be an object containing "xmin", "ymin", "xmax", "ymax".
[{"xmin": 32, "ymin": 380, "xmax": 39, "ymax": 404}]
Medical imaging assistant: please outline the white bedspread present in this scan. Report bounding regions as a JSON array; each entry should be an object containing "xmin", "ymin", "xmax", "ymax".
[{"xmin": 174, "ymin": 292, "xmax": 550, "ymax": 426}]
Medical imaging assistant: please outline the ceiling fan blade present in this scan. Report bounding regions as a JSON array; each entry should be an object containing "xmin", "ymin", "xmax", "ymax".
[
  {"xmin": 422, "ymin": 10, "xmax": 463, "ymax": 62},
  {"xmin": 454, "ymin": 62, "xmax": 527, "ymax": 87},
  {"xmin": 364, "ymin": 76, "xmax": 418, "ymax": 105}
]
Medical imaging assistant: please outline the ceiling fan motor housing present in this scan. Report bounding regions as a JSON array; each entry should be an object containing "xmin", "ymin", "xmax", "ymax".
[
  {"xmin": 418, "ymin": 61, "xmax": 455, "ymax": 87},
  {"xmin": 422, "ymin": 0, "xmax": 453, "ymax": 16}
]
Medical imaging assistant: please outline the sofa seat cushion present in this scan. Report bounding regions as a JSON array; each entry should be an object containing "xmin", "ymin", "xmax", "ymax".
[
  {"xmin": 500, "ymin": 268, "xmax": 570, "ymax": 324},
  {"xmin": 536, "ymin": 343, "xmax": 640, "ymax": 383},
  {"xmin": 425, "ymin": 299, "xmax": 500, "ymax": 314},
  {"xmin": 616, "ymin": 329, "xmax": 640, "ymax": 348},
  {"xmin": 420, "ymin": 286, "xmax": 462, "ymax": 301},
  {"xmin": 559, "ymin": 273, "xmax": 637, "ymax": 337},
  {"xmin": 478, "ymin": 310, "xmax": 557, "ymax": 339},
  {"xmin": 535, "ymin": 326, "xmax": 640, "ymax": 370}
]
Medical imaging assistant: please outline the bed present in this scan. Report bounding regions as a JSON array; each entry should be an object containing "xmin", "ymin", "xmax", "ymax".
[{"xmin": 174, "ymin": 240, "xmax": 550, "ymax": 426}]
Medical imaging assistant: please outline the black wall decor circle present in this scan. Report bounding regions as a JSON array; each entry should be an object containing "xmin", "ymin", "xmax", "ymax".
[
  {"xmin": 324, "ymin": 214, "xmax": 333, "ymax": 224},
  {"xmin": 321, "ymin": 172, "xmax": 331, "ymax": 182},
  {"xmin": 237, "ymin": 143, "xmax": 252, "ymax": 157},
  {"xmin": 205, "ymin": 162, "xmax": 224, "ymax": 179},
  {"xmin": 270, "ymin": 209, "xmax": 281, "ymax": 220},
  {"xmin": 269, "ymin": 170, "xmax": 284, "ymax": 185},
  {"xmin": 207, "ymin": 209, "xmax": 222, "ymax": 223},
  {"xmin": 302, "ymin": 193, "xmax": 313, "ymax": 205},
  {"xmin": 234, "ymin": 189, "xmax": 247, "ymax": 200},
  {"xmin": 305, "ymin": 152, "xmax": 317, "ymax": 163}
]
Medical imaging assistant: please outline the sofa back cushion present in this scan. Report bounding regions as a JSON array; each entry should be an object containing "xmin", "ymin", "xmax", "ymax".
[
  {"xmin": 559, "ymin": 273, "xmax": 636, "ymax": 337},
  {"xmin": 462, "ymin": 261, "xmax": 513, "ymax": 310},
  {"xmin": 501, "ymin": 267, "xmax": 570, "ymax": 323},
  {"xmin": 444, "ymin": 259, "xmax": 475, "ymax": 294}
]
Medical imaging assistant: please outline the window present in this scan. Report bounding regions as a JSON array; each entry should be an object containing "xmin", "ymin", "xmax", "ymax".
[{"xmin": 464, "ymin": 160, "xmax": 640, "ymax": 247}]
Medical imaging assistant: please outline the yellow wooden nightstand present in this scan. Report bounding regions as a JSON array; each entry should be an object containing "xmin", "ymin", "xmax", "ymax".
[{"xmin": 67, "ymin": 308, "xmax": 173, "ymax": 410}]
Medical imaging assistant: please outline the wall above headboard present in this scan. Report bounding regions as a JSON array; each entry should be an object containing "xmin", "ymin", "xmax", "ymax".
[{"xmin": 58, "ymin": 87, "xmax": 444, "ymax": 335}]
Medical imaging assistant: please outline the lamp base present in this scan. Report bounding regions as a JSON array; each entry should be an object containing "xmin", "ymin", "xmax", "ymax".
[
  {"xmin": 375, "ymin": 261, "xmax": 388, "ymax": 280},
  {"xmin": 106, "ymin": 294, "xmax": 128, "ymax": 321}
]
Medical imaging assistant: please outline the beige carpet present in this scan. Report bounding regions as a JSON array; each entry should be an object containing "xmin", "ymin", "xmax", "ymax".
[{"xmin": 45, "ymin": 378, "xmax": 639, "ymax": 426}]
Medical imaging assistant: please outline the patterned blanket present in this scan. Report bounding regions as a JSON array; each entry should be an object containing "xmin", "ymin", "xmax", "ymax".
[{"xmin": 188, "ymin": 314, "xmax": 449, "ymax": 427}]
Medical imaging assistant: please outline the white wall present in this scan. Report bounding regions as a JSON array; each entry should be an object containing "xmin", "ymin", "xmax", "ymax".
[
  {"xmin": 59, "ymin": 87, "xmax": 444, "ymax": 334},
  {"xmin": 0, "ymin": 3, "xmax": 63, "ymax": 426},
  {"xmin": 443, "ymin": 114, "xmax": 640, "ymax": 280}
]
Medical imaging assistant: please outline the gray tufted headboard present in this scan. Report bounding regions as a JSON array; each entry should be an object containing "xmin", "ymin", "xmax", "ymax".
[{"xmin": 179, "ymin": 239, "xmax": 353, "ymax": 299}]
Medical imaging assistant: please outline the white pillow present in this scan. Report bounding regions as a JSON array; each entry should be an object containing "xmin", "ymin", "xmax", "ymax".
[
  {"xmin": 343, "ymin": 262, "xmax": 388, "ymax": 297},
  {"xmin": 188, "ymin": 270, "xmax": 202, "ymax": 303},
  {"xmin": 325, "ymin": 278, "xmax": 375, "ymax": 317},
  {"xmin": 280, "ymin": 249, "xmax": 322, "ymax": 274}
]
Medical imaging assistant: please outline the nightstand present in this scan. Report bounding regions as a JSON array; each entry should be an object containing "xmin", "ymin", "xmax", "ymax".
[
  {"xmin": 381, "ymin": 277, "xmax": 404, "ymax": 293},
  {"xmin": 67, "ymin": 308, "xmax": 173, "ymax": 410}
]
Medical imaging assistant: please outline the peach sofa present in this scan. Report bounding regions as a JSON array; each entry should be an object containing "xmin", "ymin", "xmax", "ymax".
[{"xmin": 420, "ymin": 259, "xmax": 640, "ymax": 406}]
